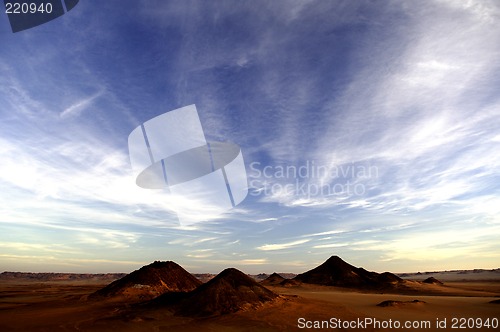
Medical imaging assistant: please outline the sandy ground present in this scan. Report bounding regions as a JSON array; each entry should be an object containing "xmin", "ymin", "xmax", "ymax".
[
  {"xmin": 270, "ymin": 283, "xmax": 500, "ymax": 331},
  {"xmin": 0, "ymin": 280, "xmax": 498, "ymax": 331},
  {"xmin": 399, "ymin": 270, "xmax": 500, "ymax": 282}
]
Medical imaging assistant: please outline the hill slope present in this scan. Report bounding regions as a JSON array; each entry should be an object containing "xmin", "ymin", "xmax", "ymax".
[
  {"xmin": 91, "ymin": 261, "xmax": 201, "ymax": 301},
  {"xmin": 177, "ymin": 268, "xmax": 279, "ymax": 316},
  {"xmin": 294, "ymin": 256, "xmax": 402, "ymax": 289},
  {"xmin": 260, "ymin": 272, "xmax": 286, "ymax": 286}
]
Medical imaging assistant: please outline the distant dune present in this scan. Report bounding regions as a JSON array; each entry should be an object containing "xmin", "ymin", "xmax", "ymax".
[
  {"xmin": 0, "ymin": 271, "xmax": 126, "ymax": 282},
  {"xmin": 398, "ymin": 269, "xmax": 500, "ymax": 281}
]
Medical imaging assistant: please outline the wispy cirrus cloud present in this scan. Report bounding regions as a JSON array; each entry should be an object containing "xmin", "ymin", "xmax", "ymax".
[
  {"xmin": 1, "ymin": 0, "xmax": 499, "ymax": 273},
  {"xmin": 60, "ymin": 90, "xmax": 104, "ymax": 119},
  {"xmin": 312, "ymin": 243, "xmax": 349, "ymax": 249},
  {"xmin": 256, "ymin": 239, "xmax": 310, "ymax": 251},
  {"xmin": 251, "ymin": 0, "xmax": 500, "ymax": 220}
]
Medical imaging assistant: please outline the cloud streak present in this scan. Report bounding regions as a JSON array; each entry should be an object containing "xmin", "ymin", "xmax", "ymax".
[
  {"xmin": 256, "ymin": 239, "xmax": 310, "ymax": 251},
  {"xmin": 60, "ymin": 90, "xmax": 104, "ymax": 119}
]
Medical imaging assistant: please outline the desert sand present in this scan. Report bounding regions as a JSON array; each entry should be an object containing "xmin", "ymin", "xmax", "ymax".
[{"xmin": 0, "ymin": 258, "xmax": 498, "ymax": 331}]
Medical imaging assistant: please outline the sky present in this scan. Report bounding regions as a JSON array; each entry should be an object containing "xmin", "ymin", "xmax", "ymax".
[{"xmin": 0, "ymin": 0, "xmax": 499, "ymax": 274}]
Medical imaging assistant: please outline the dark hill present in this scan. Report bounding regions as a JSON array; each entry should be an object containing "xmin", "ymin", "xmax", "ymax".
[
  {"xmin": 90, "ymin": 261, "xmax": 201, "ymax": 301},
  {"xmin": 379, "ymin": 272, "xmax": 403, "ymax": 283},
  {"xmin": 294, "ymin": 256, "xmax": 402, "ymax": 289},
  {"xmin": 279, "ymin": 279, "xmax": 301, "ymax": 287},
  {"xmin": 176, "ymin": 268, "xmax": 278, "ymax": 316},
  {"xmin": 260, "ymin": 272, "xmax": 285, "ymax": 286},
  {"xmin": 423, "ymin": 277, "xmax": 444, "ymax": 285}
]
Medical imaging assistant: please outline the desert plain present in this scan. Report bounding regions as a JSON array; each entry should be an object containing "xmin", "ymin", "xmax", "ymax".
[{"xmin": 0, "ymin": 257, "xmax": 498, "ymax": 331}]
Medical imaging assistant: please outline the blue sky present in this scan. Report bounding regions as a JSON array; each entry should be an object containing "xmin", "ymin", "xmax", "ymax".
[{"xmin": 0, "ymin": 0, "xmax": 499, "ymax": 274}]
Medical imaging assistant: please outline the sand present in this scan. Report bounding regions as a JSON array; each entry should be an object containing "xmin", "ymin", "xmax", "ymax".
[{"xmin": 0, "ymin": 279, "xmax": 498, "ymax": 331}]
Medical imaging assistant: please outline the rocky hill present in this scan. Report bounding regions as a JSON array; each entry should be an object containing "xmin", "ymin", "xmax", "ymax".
[
  {"xmin": 260, "ymin": 272, "xmax": 286, "ymax": 286},
  {"xmin": 90, "ymin": 261, "xmax": 201, "ymax": 301},
  {"xmin": 176, "ymin": 268, "xmax": 279, "ymax": 316},
  {"xmin": 294, "ymin": 256, "xmax": 402, "ymax": 289}
]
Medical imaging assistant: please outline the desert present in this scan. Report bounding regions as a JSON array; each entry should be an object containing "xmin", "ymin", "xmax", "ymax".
[
  {"xmin": 0, "ymin": 256, "xmax": 498, "ymax": 331},
  {"xmin": 2, "ymin": 1, "xmax": 500, "ymax": 331}
]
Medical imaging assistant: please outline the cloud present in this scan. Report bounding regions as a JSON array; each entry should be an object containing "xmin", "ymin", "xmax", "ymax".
[
  {"xmin": 350, "ymin": 225, "xmax": 500, "ymax": 263},
  {"xmin": 250, "ymin": 0, "xmax": 500, "ymax": 221},
  {"xmin": 186, "ymin": 249, "xmax": 214, "ymax": 259},
  {"xmin": 312, "ymin": 243, "xmax": 349, "ymax": 249},
  {"xmin": 0, "ymin": 242, "xmax": 77, "ymax": 254},
  {"xmin": 1, "ymin": 0, "xmax": 499, "ymax": 273},
  {"xmin": 256, "ymin": 239, "xmax": 310, "ymax": 251},
  {"xmin": 196, "ymin": 258, "xmax": 268, "ymax": 266},
  {"xmin": 76, "ymin": 230, "xmax": 139, "ymax": 249},
  {"xmin": 0, "ymin": 129, "xmax": 249, "ymax": 233},
  {"xmin": 300, "ymin": 230, "xmax": 347, "ymax": 238},
  {"xmin": 0, "ymin": 254, "xmax": 147, "ymax": 268},
  {"xmin": 60, "ymin": 90, "xmax": 104, "ymax": 119}
]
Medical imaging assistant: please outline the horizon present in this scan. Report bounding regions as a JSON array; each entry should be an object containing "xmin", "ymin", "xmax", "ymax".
[
  {"xmin": 1, "ymin": 1, "xmax": 499, "ymax": 275},
  {"xmin": 1, "ymin": 255, "xmax": 499, "ymax": 275}
]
